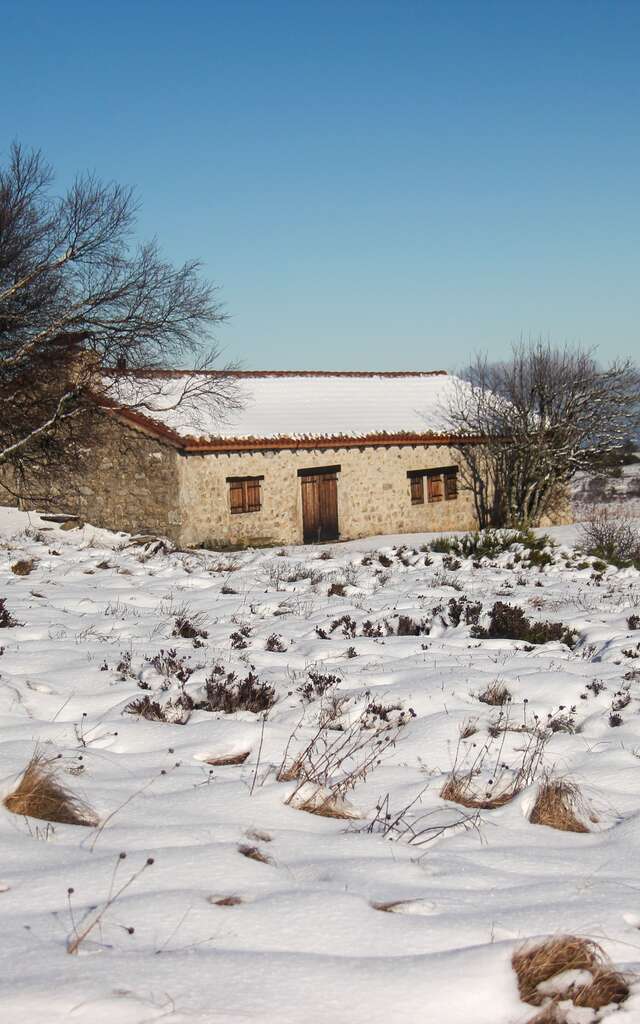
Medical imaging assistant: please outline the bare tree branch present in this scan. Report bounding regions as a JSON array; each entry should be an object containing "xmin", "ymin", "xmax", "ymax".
[
  {"xmin": 0, "ymin": 143, "xmax": 240, "ymax": 502},
  {"xmin": 443, "ymin": 339, "xmax": 640, "ymax": 528}
]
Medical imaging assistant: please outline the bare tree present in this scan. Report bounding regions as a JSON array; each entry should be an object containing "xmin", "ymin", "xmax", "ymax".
[
  {"xmin": 445, "ymin": 340, "xmax": 640, "ymax": 528},
  {"xmin": 0, "ymin": 143, "xmax": 240, "ymax": 501}
]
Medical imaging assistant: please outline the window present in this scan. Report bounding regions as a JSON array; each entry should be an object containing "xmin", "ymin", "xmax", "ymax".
[
  {"xmin": 227, "ymin": 476, "xmax": 263, "ymax": 514},
  {"xmin": 407, "ymin": 467, "xmax": 458, "ymax": 504}
]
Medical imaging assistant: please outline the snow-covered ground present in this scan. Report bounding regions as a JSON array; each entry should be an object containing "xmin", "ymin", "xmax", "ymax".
[{"xmin": 1, "ymin": 506, "xmax": 640, "ymax": 1023}]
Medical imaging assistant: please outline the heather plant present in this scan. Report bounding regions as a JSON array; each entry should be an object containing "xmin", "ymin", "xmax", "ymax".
[{"xmin": 471, "ymin": 601, "xmax": 578, "ymax": 647}]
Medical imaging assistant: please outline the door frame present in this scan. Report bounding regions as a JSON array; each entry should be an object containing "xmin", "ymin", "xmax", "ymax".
[{"xmin": 298, "ymin": 465, "xmax": 341, "ymax": 544}]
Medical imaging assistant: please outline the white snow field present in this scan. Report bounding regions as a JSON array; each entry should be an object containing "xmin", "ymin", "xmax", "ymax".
[{"xmin": 1, "ymin": 505, "xmax": 640, "ymax": 1023}]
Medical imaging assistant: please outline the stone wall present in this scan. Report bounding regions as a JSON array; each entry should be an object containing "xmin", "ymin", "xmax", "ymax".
[
  {"xmin": 8, "ymin": 415, "xmax": 182, "ymax": 539},
  {"xmin": 177, "ymin": 444, "xmax": 478, "ymax": 547}
]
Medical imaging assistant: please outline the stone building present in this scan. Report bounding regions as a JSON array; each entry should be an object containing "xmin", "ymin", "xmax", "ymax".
[{"xmin": 45, "ymin": 368, "xmax": 486, "ymax": 548}]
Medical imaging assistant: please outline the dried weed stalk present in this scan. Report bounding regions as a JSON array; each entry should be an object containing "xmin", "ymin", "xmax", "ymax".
[
  {"xmin": 440, "ymin": 718, "xmax": 548, "ymax": 810},
  {"xmin": 278, "ymin": 714, "xmax": 403, "ymax": 818}
]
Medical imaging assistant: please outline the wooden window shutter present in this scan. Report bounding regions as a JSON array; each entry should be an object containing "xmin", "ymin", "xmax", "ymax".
[
  {"xmin": 410, "ymin": 475, "xmax": 424, "ymax": 504},
  {"xmin": 444, "ymin": 470, "xmax": 458, "ymax": 500},
  {"xmin": 427, "ymin": 472, "xmax": 443, "ymax": 502},
  {"xmin": 245, "ymin": 478, "xmax": 261, "ymax": 512},
  {"xmin": 229, "ymin": 480, "xmax": 245, "ymax": 514}
]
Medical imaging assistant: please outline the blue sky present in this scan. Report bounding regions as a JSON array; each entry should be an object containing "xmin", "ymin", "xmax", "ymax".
[{"xmin": 1, "ymin": 0, "xmax": 639, "ymax": 371}]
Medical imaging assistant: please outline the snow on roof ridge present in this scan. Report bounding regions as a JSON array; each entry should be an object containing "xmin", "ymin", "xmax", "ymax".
[{"xmin": 111, "ymin": 369, "xmax": 449, "ymax": 380}]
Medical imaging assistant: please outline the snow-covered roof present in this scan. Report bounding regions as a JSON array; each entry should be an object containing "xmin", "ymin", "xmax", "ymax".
[{"xmin": 103, "ymin": 370, "xmax": 467, "ymax": 450}]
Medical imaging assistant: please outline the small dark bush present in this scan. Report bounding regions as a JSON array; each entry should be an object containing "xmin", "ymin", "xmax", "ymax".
[
  {"xmin": 471, "ymin": 601, "xmax": 578, "ymax": 648},
  {"xmin": 173, "ymin": 616, "xmax": 208, "ymax": 640},
  {"xmin": 328, "ymin": 582, "xmax": 346, "ymax": 597},
  {"xmin": 330, "ymin": 614, "xmax": 357, "ymax": 638},
  {"xmin": 200, "ymin": 670, "xmax": 276, "ymax": 714},
  {"xmin": 609, "ymin": 712, "xmax": 624, "ymax": 728},
  {"xmin": 0, "ymin": 599, "xmax": 22, "ymax": 629},
  {"xmin": 362, "ymin": 619, "xmax": 384, "ymax": 637},
  {"xmin": 627, "ymin": 615, "xmax": 640, "ymax": 630},
  {"xmin": 344, "ymin": 646, "xmax": 358, "ymax": 659},
  {"xmin": 116, "ymin": 650, "xmax": 134, "ymax": 679},
  {"xmin": 298, "ymin": 670, "xmax": 341, "ymax": 701},
  {"xmin": 230, "ymin": 626, "xmax": 251, "ymax": 649},
  {"xmin": 377, "ymin": 553, "xmax": 393, "ymax": 568},
  {"xmin": 145, "ymin": 648, "xmax": 196, "ymax": 684},
  {"xmin": 124, "ymin": 694, "xmax": 191, "ymax": 723},
  {"xmin": 442, "ymin": 554, "xmax": 461, "ymax": 571},
  {"xmin": 396, "ymin": 615, "xmax": 428, "ymax": 636},
  {"xmin": 447, "ymin": 597, "xmax": 483, "ymax": 627},
  {"xmin": 430, "ymin": 536, "xmax": 456, "ymax": 553},
  {"xmin": 265, "ymin": 633, "xmax": 286, "ymax": 652}
]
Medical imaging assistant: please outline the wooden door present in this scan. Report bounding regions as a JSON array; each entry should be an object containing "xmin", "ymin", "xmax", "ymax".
[{"xmin": 301, "ymin": 471, "xmax": 339, "ymax": 543}]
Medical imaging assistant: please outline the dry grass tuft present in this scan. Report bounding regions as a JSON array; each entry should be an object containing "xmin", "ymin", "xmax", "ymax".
[
  {"xmin": 294, "ymin": 790, "xmax": 360, "ymax": 819},
  {"xmin": 513, "ymin": 935, "xmax": 629, "ymax": 1015},
  {"xmin": 440, "ymin": 774, "xmax": 514, "ymax": 810},
  {"xmin": 459, "ymin": 718, "xmax": 479, "ymax": 739},
  {"xmin": 4, "ymin": 752, "xmax": 98, "ymax": 827},
  {"xmin": 237, "ymin": 844, "xmax": 273, "ymax": 865},
  {"xmin": 210, "ymin": 895, "xmax": 243, "ymax": 906},
  {"xmin": 205, "ymin": 751, "xmax": 250, "ymax": 766},
  {"xmin": 529, "ymin": 777, "xmax": 590, "ymax": 833},
  {"xmin": 11, "ymin": 559, "xmax": 35, "ymax": 576},
  {"xmin": 477, "ymin": 680, "xmax": 512, "ymax": 706},
  {"xmin": 371, "ymin": 899, "xmax": 414, "ymax": 913}
]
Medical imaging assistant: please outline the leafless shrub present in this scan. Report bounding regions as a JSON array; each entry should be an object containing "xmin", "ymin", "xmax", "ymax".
[
  {"xmin": 362, "ymin": 788, "xmax": 481, "ymax": 847},
  {"xmin": 578, "ymin": 507, "xmax": 640, "ymax": 568},
  {"xmin": 4, "ymin": 751, "xmax": 98, "ymax": 826},
  {"xmin": 278, "ymin": 714, "xmax": 403, "ymax": 818},
  {"xmin": 512, "ymin": 935, "xmax": 629, "ymax": 1014},
  {"xmin": 529, "ymin": 776, "xmax": 591, "ymax": 833}
]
